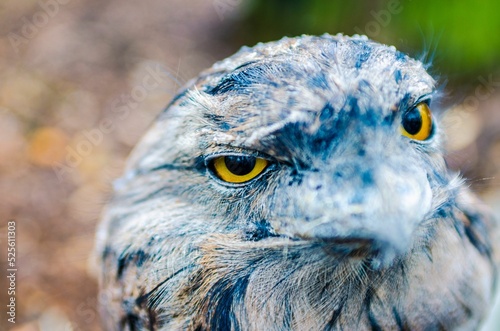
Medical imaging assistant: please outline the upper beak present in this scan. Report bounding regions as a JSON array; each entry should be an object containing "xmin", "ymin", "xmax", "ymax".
[{"xmin": 274, "ymin": 160, "xmax": 433, "ymax": 269}]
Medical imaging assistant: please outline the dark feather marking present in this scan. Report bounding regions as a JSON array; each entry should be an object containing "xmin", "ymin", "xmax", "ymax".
[
  {"xmin": 357, "ymin": 79, "xmax": 372, "ymax": 91},
  {"xmin": 452, "ymin": 215, "xmax": 466, "ymax": 237},
  {"xmin": 353, "ymin": 41, "xmax": 372, "ymax": 69},
  {"xmin": 313, "ymin": 106, "xmax": 345, "ymax": 154},
  {"xmin": 162, "ymin": 89, "xmax": 188, "ymax": 112},
  {"xmin": 361, "ymin": 170, "xmax": 374, "ymax": 187},
  {"xmin": 345, "ymin": 95, "xmax": 361, "ymax": 118},
  {"xmin": 282, "ymin": 296, "xmax": 294, "ymax": 330},
  {"xmin": 463, "ymin": 211, "xmax": 492, "ymax": 258},
  {"xmin": 435, "ymin": 321, "xmax": 448, "ymax": 331},
  {"xmin": 205, "ymin": 63, "xmax": 280, "ymax": 95},
  {"xmin": 287, "ymin": 167, "xmax": 304, "ymax": 185},
  {"xmin": 394, "ymin": 69, "xmax": 402, "ymax": 83},
  {"xmin": 399, "ymin": 263, "xmax": 409, "ymax": 289},
  {"xmin": 117, "ymin": 249, "xmax": 148, "ymax": 280},
  {"xmin": 368, "ymin": 312, "xmax": 383, "ymax": 331},
  {"xmin": 364, "ymin": 287, "xmax": 383, "ymax": 331},
  {"xmin": 245, "ymin": 218, "xmax": 280, "ymax": 241},
  {"xmin": 233, "ymin": 60, "xmax": 258, "ymax": 71},
  {"xmin": 395, "ymin": 51, "xmax": 407, "ymax": 62},
  {"xmin": 204, "ymin": 113, "xmax": 231, "ymax": 130},
  {"xmin": 147, "ymin": 307, "xmax": 157, "ymax": 331},
  {"xmin": 102, "ymin": 245, "xmax": 112, "ymax": 260},
  {"xmin": 398, "ymin": 92, "xmax": 413, "ymax": 111},
  {"xmin": 319, "ymin": 102, "xmax": 335, "ymax": 122},
  {"xmin": 451, "ymin": 290, "xmax": 473, "ymax": 319},
  {"xmin": 308, "ymin": 71, "xmax": 330, "ymax": 90},
  {"xmin": 149, "ymin": 163, "xmax": 200, "ymax": 173},
  {"xmin": 324, "ymin": 306, "xmax": 343, "ymax": 330},
  {"xmin": 206, "ymin": 275, "xmax": 250, "ymax": 331},
  {"xmin": 423, "ymin": 242, "xmax": 433, "ymax": 262},
  {"xmin": 382, "ymin": 110, "xmax": 398, "ymax": 126},
  {"xmin": 392, "ymin": 307, "xmax": 410, "ymax": 331},
  {"xmin": 319, "ymin": 278, "xmax": 333, "ymax": 298},
  {"xmin": 136, "ymin": 266, "xmax": 190, "ymax": 309},
  {"xmin": 120, "ymin": 313, "xmax": 139, "ymax": 331}
]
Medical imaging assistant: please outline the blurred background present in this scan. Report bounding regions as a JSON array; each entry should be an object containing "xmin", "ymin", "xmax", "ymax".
[{"xmin": 0, "ymin": 0, "xmax": 499, "ymax": 330}]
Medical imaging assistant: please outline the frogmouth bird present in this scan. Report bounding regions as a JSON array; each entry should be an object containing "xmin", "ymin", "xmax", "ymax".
[{"xmin": 95, "ymin": 34, "xmax": 500, "ymax": 330}]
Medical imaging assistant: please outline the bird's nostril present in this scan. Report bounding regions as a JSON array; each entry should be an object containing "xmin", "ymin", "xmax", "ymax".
[
  {"xmin": 334, "ymin": 171, "xmax": 343, "ymax": 179},
  {"xmin": 361, "ymin": 170, "xmax": 374, "ymax": 187}
]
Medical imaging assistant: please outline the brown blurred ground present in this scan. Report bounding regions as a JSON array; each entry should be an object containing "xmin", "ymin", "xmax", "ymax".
[
  {"xmin": 0, "ymin": 1, "xmax": 236, "ymax": 330},
  {"xmin": 0, "ymin": 1, "xmax": 499, "ymax": 330}
]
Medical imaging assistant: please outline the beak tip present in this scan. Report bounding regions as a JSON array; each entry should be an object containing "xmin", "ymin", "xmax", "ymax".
[{"xmin": 368, "ymin": 233, "xmax": 411, "ymax": 269}]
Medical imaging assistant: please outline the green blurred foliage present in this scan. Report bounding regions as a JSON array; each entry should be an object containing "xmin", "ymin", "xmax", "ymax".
[{"xmin": 232, "ymin": 0, "xmax": 500, "ymax": 85}]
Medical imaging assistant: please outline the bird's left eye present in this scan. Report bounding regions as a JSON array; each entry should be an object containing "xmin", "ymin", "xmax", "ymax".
[
  {"xmin": 400, "ymin": 102, "xmax": 433, "ymax": 141},
  {"xmin": 210, "ymin": 155, "xmax": 269, "ymax": 184}
]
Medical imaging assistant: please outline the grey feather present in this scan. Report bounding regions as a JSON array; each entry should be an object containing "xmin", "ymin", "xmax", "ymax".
[{"xmin": 95, "ymin": 34, "xmax": 499, "ymax": 331}]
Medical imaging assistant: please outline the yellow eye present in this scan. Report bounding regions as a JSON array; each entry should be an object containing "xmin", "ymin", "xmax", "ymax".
[
  {"xmin": 400, "ymin": 102, "xmax": 433, "ymax": 141},
  {"xmin": 211, "ymin": 155, "xmax": 269, "ymax": 184}
]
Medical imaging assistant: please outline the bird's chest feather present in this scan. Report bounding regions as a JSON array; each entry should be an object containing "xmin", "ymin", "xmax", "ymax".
[
  {"xmin": 96, "ymin": 34, "xmax": 499, "ymax": 331},
  {"xmin": 163, "ymin": 219, "xmax": 493, "ymax": 331}
]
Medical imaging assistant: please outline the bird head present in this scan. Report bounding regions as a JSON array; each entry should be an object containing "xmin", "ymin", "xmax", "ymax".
[
  {"xmin": 96, "ymin": 34, "xmax": 500, "ymax": 331},
  {"xmin": 112, "ymin": 34, "xmax": 446, "ymax": 268}
]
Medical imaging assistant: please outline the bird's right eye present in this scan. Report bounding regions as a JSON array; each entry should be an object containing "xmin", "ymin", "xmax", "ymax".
[
  {"xmin": 209, "ymin": 155, "xmax": 268, "ymax": 184},
  {"xmin": 400, "ymin": 102, "xmax": 433, "ymax": 141}
]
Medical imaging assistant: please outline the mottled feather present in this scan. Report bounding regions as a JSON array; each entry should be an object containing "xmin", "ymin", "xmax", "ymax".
[{"xmin": 95, "ymin": 34, "xmax": 499, "ymax": 331}]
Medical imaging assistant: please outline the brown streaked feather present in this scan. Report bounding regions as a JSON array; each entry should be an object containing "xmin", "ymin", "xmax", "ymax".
[{"xmin": 95, "ymin": 34, "xmax": 499, "ymax": 330}]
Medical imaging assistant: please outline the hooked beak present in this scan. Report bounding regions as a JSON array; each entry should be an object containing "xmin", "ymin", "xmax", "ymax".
[{"xmin": 275, "ymin": 163, "xmax": 433, "ymax": 269}]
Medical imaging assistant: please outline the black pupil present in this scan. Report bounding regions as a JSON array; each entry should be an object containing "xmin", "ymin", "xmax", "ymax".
[
  {"xmin": 402, "ymin": 108, "xmax": 422, "ymax": 135},
  {"xmin": 224, "ymin": 156, "xmax": 256, "ymax": 176}
]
